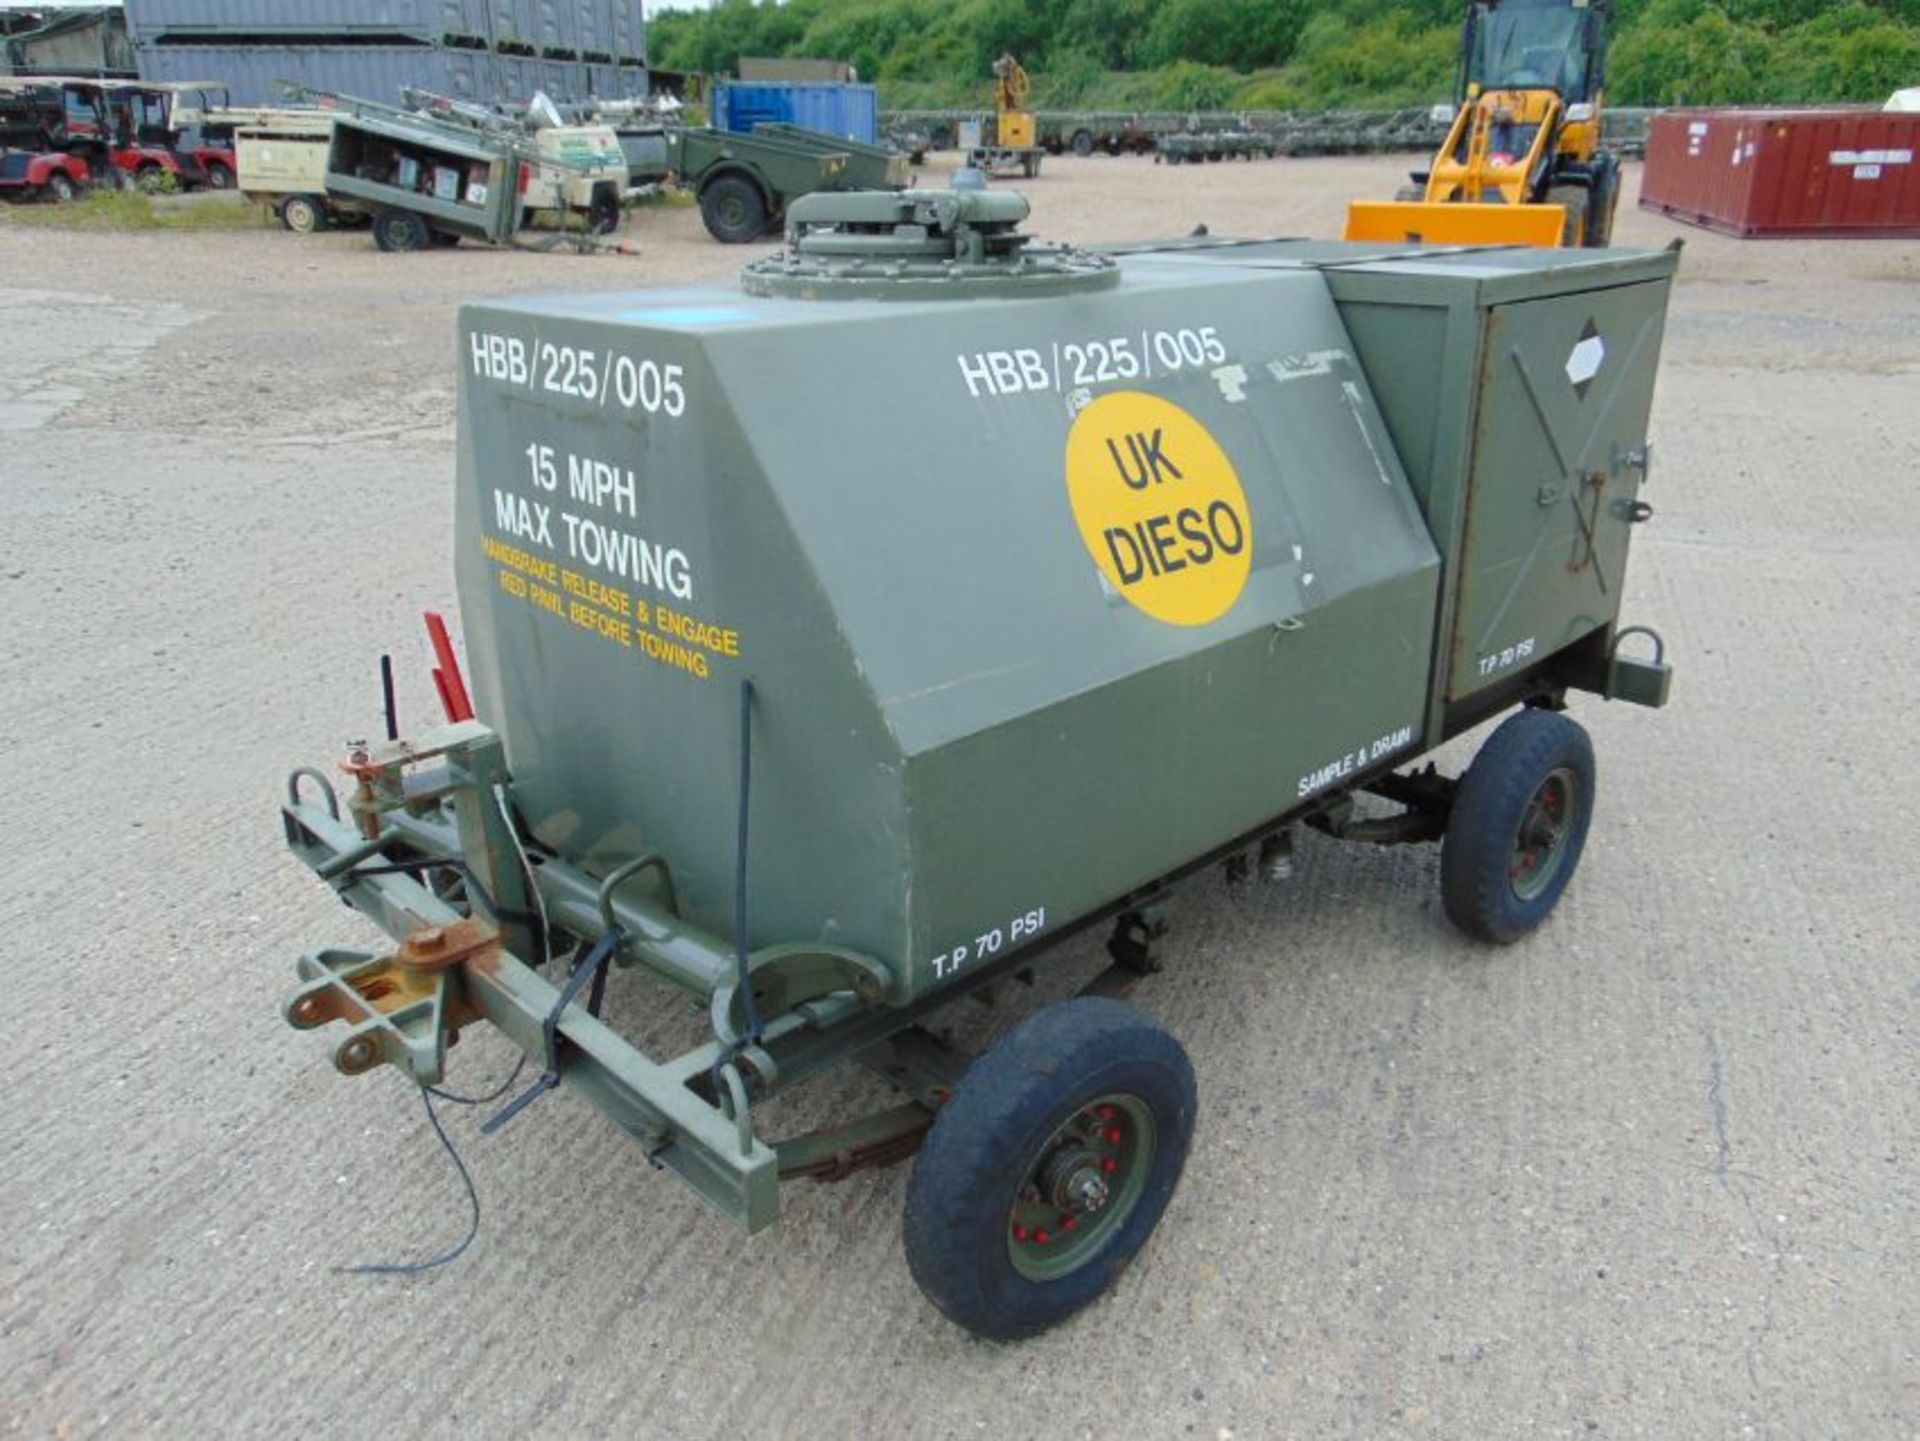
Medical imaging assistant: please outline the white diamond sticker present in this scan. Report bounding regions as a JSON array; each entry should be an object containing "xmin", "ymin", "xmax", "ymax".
[{"xmin": 1566, "ymin": 334, "xmax": 1606, "ymax": 388}]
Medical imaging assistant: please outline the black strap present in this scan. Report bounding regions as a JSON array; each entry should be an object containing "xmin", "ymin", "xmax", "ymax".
[{"xmin": 481, "ymin": 926, "xmax": 625, "ymax": 1135}]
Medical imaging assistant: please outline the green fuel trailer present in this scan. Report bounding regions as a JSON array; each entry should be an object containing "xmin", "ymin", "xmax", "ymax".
[{"xmin": 280, "ymin": 191, "xmax": 1675, "ymax": 1340}]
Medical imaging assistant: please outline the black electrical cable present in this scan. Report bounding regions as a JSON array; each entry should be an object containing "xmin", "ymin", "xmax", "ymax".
[
  {"xmin": 337, "ymin": 1084, "xmax": 480, "ymax": 1277},
  {"xmin": 426, "ymin": 1057, "xmax": 526, "ymax": 1106}
]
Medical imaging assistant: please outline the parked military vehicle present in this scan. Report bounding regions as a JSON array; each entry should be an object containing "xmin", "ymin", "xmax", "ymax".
[
  {"xmin": 292, "ymin": 86, "xmax": 627, "ymax": 252},
  {"xmin": 883, "ymin": 118, "xmax": 931, "ymax": 164},
  {"xmin": 613, "ymin": 120, "xmax": 907, "ymax": 243},
  {"xmin": 1039, "ymin": 111, "xmax": 1166, "ymax": 156},
  {"xmin": 277, "ymin": 188, "xmax": 1676, "ymax": 1340},
  {"xmin": 1157, "ymin": 129, "xmax": 1279, "ymax": 164},
  {"xmin": 754, "ymin": 122, "xmax": 907, "ymax": 191}
]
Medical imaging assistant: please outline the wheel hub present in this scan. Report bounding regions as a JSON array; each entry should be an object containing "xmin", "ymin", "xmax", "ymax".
[
  {"xmin": 1008, "ymin": 1095, "xmax": 1154, "ymax": 1281},
  {"xmin": 1509, "ymin": 767, "xmax": 1575, "ymax": 898},
  {"xmin": 1040, "ymin": 1147, "xmax": 1110, "ymax": 1213}
]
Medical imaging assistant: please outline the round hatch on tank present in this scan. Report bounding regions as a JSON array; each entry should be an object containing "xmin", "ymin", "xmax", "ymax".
[{"xmin": 741, "ymin": 189, "xmax": 1120, "ymax": 301}]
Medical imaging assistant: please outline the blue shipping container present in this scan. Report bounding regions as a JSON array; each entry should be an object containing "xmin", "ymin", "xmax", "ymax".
[{"xmin": 712, "ymin": 82, "xmax": 877, "ymax": 145}]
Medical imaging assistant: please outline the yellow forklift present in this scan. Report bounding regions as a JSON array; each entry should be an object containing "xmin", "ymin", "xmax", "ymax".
[
  {"xmin": 1346, "ymin": 0, "xmax": 1620, "ymax": 248},
  {"xmin": 967, "ymin": 53, "xmax": 1043, "ymax": 178}
]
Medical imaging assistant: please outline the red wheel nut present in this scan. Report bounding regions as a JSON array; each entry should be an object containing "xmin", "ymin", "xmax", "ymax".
[
  {"xmin": 1098, "ymin": 1106, "xmax": 1116, "ymax": 1121},
  {"xmin": 1062, "ymin": 1214, "xmax": 1080, "ymax": 1231},
  {"xmin": 1101, "ymin": 1157, "xmax": 1119, "ymax": 1174},
  {"xmin": 1013, "ymin": 1225, "xmax": 1030, "ymax": 1242},
  {"xmin": 1035, "ymin": 1229, "xmax": 1051, "ymax": 1245},
  {"xmin": 1105, "ymin": 1127, "xmax": 1123, "ymax": 1144}
]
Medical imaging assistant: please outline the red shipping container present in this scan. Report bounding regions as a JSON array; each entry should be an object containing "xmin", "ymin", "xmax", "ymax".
[{"xmin": 1640, "ymin": 108, "xmax": 1920, "ymax": 238}]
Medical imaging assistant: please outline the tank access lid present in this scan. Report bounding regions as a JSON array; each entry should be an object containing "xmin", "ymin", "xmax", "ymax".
[{"xmin": 741, "ymin": 189, "xmax": 1120, "ymax": 300}]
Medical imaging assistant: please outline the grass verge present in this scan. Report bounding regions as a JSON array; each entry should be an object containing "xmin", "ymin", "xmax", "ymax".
[{"xmin": 0, "ymin": 188, "xmax": 266, "ymax": 233}]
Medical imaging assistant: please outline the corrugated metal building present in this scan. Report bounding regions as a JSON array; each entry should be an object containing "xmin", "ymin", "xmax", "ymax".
[
  {"xmin": 136, "ymin": 42, "xmax": 644, "ymax": 105},
  {"xmin": 1, "ymin": 5, "xmax": 136, "ymax": 76},
  {"xmin": 125, "ymin": 0, "xmax": 640, "ymax": 61},
  {"xmin": 122, "ymin": 0, "xmax": 643, "ymax": 106}
]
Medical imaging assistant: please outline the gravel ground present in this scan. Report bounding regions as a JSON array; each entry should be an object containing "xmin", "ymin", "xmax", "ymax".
[{"xmin": 1, "ymin": 154, "xmax": 1916, "ymax": 1440}]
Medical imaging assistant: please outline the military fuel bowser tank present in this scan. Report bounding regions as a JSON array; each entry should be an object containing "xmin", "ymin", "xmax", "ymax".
[{"xmin": 278, "ymin": 189, "xmax": 1677, "ymax": 1340}]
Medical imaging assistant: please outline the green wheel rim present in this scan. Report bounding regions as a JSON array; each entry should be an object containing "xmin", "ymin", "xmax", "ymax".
[
  {"xmin": 1008, "ymin": 1093, "xmax": 1156, "ymax": 1282},
  {"xmin": 716, "ymin": 194, "xmax": 748, "ymax": 230},
  {"xmin": 1509, "ymin": 765, "xmax": 1577, "ymax": 902}
]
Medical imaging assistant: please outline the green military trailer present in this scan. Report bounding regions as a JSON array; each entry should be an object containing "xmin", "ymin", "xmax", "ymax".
[
  {"xmin": 309, "ymin": 87, "xmax": 628, "ymax": 253},
  {"xmin": 1157, "ymin": 129, "xmax": 1280, "ymax": 164},
  {"xmin": 638, "ymin": 123, "xmax": 904, "ymax": 243},
  {"xmin": 278, "ymin": 190, "xmax": 1676, "ymax": 1340},
  {"xmin": 1039, "ymin": 110, "xmax": 1165, "ymax": 156}
]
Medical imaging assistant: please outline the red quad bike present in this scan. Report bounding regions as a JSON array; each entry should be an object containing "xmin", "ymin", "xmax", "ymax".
[
  {"xmin": 0, "ymin": 77, "xmax": 234, "ymax": 192},
  {"xmin": 0, "ymin": 145, "xmax": 88, "ymax": 202},
  {"xmin": 0, "ymin": 79, "xmax": 87, "ymax": 199}
]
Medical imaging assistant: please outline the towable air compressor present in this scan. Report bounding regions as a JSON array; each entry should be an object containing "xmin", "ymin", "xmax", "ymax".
[{"xmin": 278, "ymin": 189, "xmax": 1675, "ymax": 1340}]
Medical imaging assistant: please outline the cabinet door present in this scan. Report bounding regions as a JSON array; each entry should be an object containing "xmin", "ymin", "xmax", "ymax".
[{"xmin": 1448, "ymin": 280, "xmax": 1668, "ymax": 700}]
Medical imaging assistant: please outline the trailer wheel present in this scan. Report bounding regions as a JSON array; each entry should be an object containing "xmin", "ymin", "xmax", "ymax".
[
  {"xmin": 1071, "ymin": 129, "xmax": 1095, "ymax": 157},
  {"xmin": 371, "ymin": 206, "xmax": 431, "ymax": 253},
  {"xmin": 1441, "ymin": 709, "xmax": 1595, "ymax": 944},
  {"xmin": 43, "ymin": 171, "xmax": 77, "ymax": 203},
  {"xmin": 279, "ymin": 194, "xmax": 327, "ymax": 235},
  {"xmin": 587, "ymin": 185, "xmax": 621, "ymax": 235},
  {"xmin": 903, "ymin": 996, "xmax": 1196, "ymax": 1341},
  {"xmin": 700, "ymin": 175, "xmax": 768, "ymax": 244}
]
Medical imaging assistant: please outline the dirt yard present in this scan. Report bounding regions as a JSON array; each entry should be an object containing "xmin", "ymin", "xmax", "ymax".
[{"xmin": 1, "ymin": 154, "xmax": 1916, "ymax": 1440}]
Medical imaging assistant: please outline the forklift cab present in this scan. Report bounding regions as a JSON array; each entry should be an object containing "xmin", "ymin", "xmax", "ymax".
[{"xmin": 1463, "ymin": 0, "xmax": 1608, "ymax": 106}]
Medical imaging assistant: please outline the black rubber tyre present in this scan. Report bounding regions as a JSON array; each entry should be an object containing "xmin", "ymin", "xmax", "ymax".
[
  {"xmin": 587, "ymin": 184, "xmax": 621, "ymax": 235},
  {"xmin": 903, "ymin": 996, "xmax": 1196, "ymax": 1342},
  {"xmin": 700, "ymin": 174, "xmax": 768, "ymax": 244},
  {"xmin": 1071, "ymin": 129, "xmax": 1095, "ymax": 157},
  {"xmin": 1585, "ymin": 156, "xmax": 1620, "ymax": 248},
  {"xmin": 1441, "ymin": 708, "xmax": 1596, "ymax": 944},
  {"xmin": 44, "ymin": 171, "xmax": 77, "ymax": 203},
  {"xmin": 371, "ymin": 205, "xmax": 430, "ymax": 253},
  {"xmin": 204, "ymin": 160, "xmax": 234, "ymax": 190},
  {"xmin": 279, "ymin": 193, "xmax": 327, "ymax": 234}
]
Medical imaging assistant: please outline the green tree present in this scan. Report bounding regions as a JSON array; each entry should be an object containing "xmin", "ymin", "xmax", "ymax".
[{"xmin": 1155, "ymin": 59, "xmax": 1235, "ymax": 109}]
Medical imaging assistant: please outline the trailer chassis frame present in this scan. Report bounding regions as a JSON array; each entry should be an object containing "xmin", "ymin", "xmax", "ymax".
[{"xmin": 280, "ymin": 627, "xmax": 1665, "ymax": 1235}]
